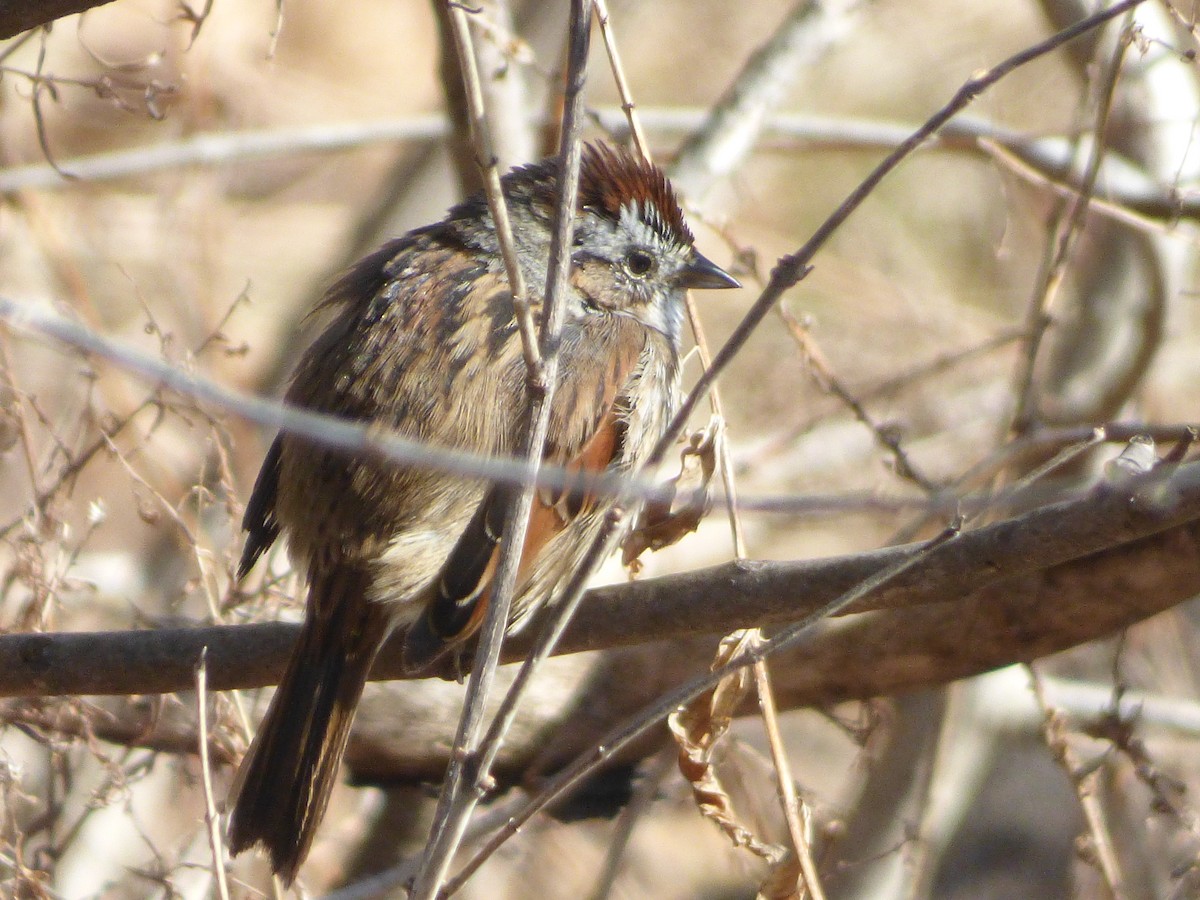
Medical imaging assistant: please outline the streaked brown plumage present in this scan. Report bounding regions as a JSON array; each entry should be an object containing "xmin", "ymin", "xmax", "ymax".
[{"xmin": 227, "ymin": 143, "xmax": 738, "ymax": 883}]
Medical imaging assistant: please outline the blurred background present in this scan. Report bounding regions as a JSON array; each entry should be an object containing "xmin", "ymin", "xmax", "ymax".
[{"xmin": 3, "ymin": 0, "xmax": 1200, "ymax": 897}]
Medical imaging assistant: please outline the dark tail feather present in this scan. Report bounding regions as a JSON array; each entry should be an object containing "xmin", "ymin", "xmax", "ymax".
[{"xmin": 227, "ymin": 564, "xmax": 390, "ymax": 885}]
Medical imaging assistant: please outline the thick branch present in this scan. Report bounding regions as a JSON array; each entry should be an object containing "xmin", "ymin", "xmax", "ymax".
[
  {"xmin": 0, "ymin": 0, "xmax": 117, "ymax": 39},
  {"xmin": 11, "ymin": 498, "xmax": 1199, "ymax": 783},
  {"xmin": 3, "ymin": 458, "xmax": 1199, "ymax": 700}
]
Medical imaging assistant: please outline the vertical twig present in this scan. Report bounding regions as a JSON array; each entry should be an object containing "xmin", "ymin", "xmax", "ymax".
[
  {"xmin": 587, "ymin": 749, "xmax": 675, "ymax": 900},
  {"xmin": 454, "ymin": 7, "xmax": 770, "ymax": 871},
  {"xmin": 443, "ymin": 523, "xmax": 963, "ymax": 898},
  {"xmin": 1007, "ymin": 18, "xmax": 1132, "ymax": 436},
  {"xmin": 777, "ymin": 303, "xmax": 937, "ymax": 493},
  {"xmin": 594, "ymin": 0, "xmax": 747, "ymax": 559},
  {"xmin": 445, "ymin": 3, "xmax": 541, "ymax": 376},
  {"xmin": 1032, "ymin": 0, "xmax": 1188, "ymax": 427},
  {"xmin": 983, "ymin": 26, "xmax": 1135, "ymax": 897},
  {"xmin": 468, "ymin": 0, "xmax": 536, "ymax": 170},
  {"xmin": 600, "ymin": 7, "xmax": 870, "ymax": 895},
  {"xmin": 1030, "ymin": 666, "xmax": 1129, "ymax": 898},
  {"xmin": 754, "ymin": 654, "xmax": 826, "ymax": 900},
  {"xmin": 0, "ymin": 334, "xmax": 43, "ymax": 509},
  {"xmin": 407, "ymin": 4, "xmax": 593, "ymax": 898},
  {"xmin": 592, "ymin": 0, "xmax": 649, "ymax": 160},
  {"xmin": 30, "ymin": 27, "xmax": 73, "ymax": 180},
  {"xmin": 195, "ymin": 648, "xmax": 231, "ymax": 900}
]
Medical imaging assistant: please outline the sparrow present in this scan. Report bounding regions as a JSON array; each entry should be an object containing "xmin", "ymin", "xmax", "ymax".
[{"xmin": 226, "ymin": 142, "xmax": 739, "ymax": 883}]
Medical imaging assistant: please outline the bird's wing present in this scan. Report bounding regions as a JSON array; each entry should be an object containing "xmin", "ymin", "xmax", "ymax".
[
  {"xmin": 238, "ymin": 436, "xmax": 283, "ymax": 580},
  {"xmin": 240, "ymin": 240, "xmax": 520, "ymax": 578}
]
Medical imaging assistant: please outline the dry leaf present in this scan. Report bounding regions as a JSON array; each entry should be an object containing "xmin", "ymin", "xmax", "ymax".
[
  {"xmin": 669, "ymin": 630, "xmax": 784, "ymax": 863},
  {"xmin": 623, "ymin": 417, "xmax": 720, "ymax": 565},
  {"xmin": 757, "ymin": 851, "xmax": 803, "ymax": 900}
]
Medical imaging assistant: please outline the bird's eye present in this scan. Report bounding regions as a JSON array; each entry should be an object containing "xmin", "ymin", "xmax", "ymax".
[{"xmin": 625, "ymin": 250, "xmax": 655, "ymax": 277}]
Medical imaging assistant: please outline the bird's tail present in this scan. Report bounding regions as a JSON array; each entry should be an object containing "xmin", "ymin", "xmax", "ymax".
[{"xmin": 227, "ymin": 564, "xmax": 390, "ymax": 885}]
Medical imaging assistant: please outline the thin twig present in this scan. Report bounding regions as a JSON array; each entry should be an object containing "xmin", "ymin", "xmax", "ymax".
[
  {"xmin": 0, "ymin": 27, "xmax": 36, "ymax": 65},
  {"xmin": 467, "ymin": 0, "xmax": 536, "ymax": 170},
  {"xmin": 887, "ymin": 426, "xmax": 1108, "ymax": 545},
  {"xmin": 980, "ymin": 136, "xmax": 1181, "ymax": 238},
  {"xmin": 735, "ymin": 326, "xmax": 1028, "ymax": 473},
  {"xmin": 600, "ymin": 0, "xmax": 749, "ymax": 560},
  {"xmin": 0, "ymin": 296, "xmax": 668, "ymax": 509},
  {"xmin": 587, "ymin": 749, "xmax": 675, "ymax": 900},
  {"xmin": 1030, "ymin": 665, "xmax": 1129, "ymax": 898},
  {"xmin": 596, "ymin": 25, "xmax": 800, "ymax": 893},
  {"xmin": 1008, "ymin": 16, "xmax": 1132, "ymax": 435},
  {"xmin": 442, "ymin": 522, "xmax": 963, "ymax": 897},
  {"xmin": 446, "ymin": 3, "xmax": 540, "ymax": 374},
  {"xmin": 776, "ymin": 302, "xmax": 938, "ymax": 493},
  {"xmin": 906, "ymin": 406, "xmax": 1119, "ymax": 900},
  {"xmin": 608, "ymin": 9, "xmax": 847, "ymax": 885},
  {"xmin": 0, "ymin": 333, "xmax": 44, "ymax": 508},
  {"xmin": 754, "ymin": 654, "xmax": 826, "ymax": 900},
  {"xmin": 408, "ymin": 4, "xmax": 593, "ymax": 897},
  {"xmin": 650, "ymin": 0, "xmax": 1151, "ymax": 477},
  {"xmin": 101, "ymin": 431, "xmax": 227, "ymax": 622},
  {"xmin": 592, "ymin": 0, "xmax": 649, "ymax": 160},
  {"xmin": 29, "ymin": 29, "xmax": 72, "ymax": 181},
  {"xmin": 194, "ymin": 648, "xmax": 231, "ymax": 900},
  {"xmin": 467, "ymin": 508, "xmax": 618, "ymax": 763}
]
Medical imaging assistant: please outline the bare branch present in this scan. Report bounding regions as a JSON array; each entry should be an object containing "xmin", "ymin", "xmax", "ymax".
[
  {"xmin": 651, "ymin": 0, "xmax": 1153, "ymax": 474},
  {"xmin": 0, "ymin": 117, "xmax": 447, "ymax": 194},
  {"xmin": 3, "ymin": 455, "xmax": 1200, "ymax": 700},
  {"xmin": 0, "ymin": 295, "xmax": 666, "ymax": 508},
  {"xmin": 0, "ymin": 0, "xmax": 119, "ymax": 41},
  {"xmin": 592, "ymin": 0, "xmax": 649, "ymax": 160},
  {"xmin": 408, "ymin": 4, "xmax": 592, "ymax": 896},
  {"xmin": 1034, "ymin": 0, "xmax": 1197, "ymax": 426},
  {"xmin": 6, "ymin": 110, "xmax": 1196, "ymax": 230},
  {"xmin": 194, "ymin": 650, "xmax": 231, "ymax": 900},
  {"xmin": 1008, "ymin": 11, "xmax": 1132, "ymax": 435},
  {"xmin": 444, "ymin": 2, "xmax": 539, "ymax": 372}
]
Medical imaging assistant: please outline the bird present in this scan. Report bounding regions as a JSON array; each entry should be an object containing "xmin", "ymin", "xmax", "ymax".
[{"xmin": 226, "ymin": 142, "xmax": 739, "ymax": 883}]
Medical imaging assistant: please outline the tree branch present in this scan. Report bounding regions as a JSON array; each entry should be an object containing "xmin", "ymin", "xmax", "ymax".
[
  {"xmin": 3, "ymin": 455, "xmax": 1199, "ymax": 700},
  {"xmin": 0, "ymin": 0, "xmax": 118, "ymax": 40}
]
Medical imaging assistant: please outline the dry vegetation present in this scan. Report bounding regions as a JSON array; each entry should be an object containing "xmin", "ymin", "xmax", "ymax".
[{"xmin": 4, "ymin": 0, "xmax": 1200, "ymax": 897}]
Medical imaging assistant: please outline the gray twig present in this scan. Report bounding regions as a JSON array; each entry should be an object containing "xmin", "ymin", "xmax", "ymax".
[
  {"xmin": 408, "ymin": 4, "xmax": 592, "ymax": 897},
  {"xmin": 7, "ymin": 110, "xmax": 1197, "ymax": 227},
  {"xmin": 0, "ymin": 296, "xmax": 666, "ymax": 509},
  {"xmin": 445, "ymin": 2, "xmax": 540, "ymax": 373}
]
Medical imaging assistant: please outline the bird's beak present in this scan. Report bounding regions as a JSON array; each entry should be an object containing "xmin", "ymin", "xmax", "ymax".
[{"xmin": 680, "ymin": 252, "xmax": 740, "ymax": 290}]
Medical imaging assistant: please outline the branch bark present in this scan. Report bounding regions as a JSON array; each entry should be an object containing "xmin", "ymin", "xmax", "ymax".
[
  {"xmin": 6, "ymin": 456, "xmax": 1200, "ymax": 783},
  {"xmin": 0, "ymin": 0, "xmax": 117, "ymax": 39},
  {"xmin": 3, "ymin": 456, "xmax": 1199, "ymax": 699}
]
